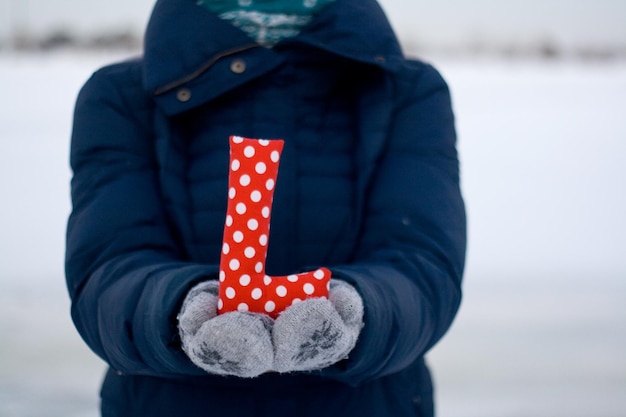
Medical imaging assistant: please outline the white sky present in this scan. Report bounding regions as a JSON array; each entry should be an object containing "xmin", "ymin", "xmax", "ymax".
[{"xmin": 1, "ymin": 0, "xmax": 625, "ymax": 48}]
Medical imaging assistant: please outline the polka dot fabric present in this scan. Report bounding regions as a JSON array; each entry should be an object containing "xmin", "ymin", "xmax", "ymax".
[{"xmin": 218, "ymin": 136, "xmax": 330, "ymax": 319}]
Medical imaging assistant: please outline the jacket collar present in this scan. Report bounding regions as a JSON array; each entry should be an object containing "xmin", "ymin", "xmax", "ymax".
[
  {"xmin": 143, "ymin": 0, "xmax": 404, "ymax": 115},
  {"xmin": 292, "ymin": 0, "xmax": 404, "ymax": 69}
]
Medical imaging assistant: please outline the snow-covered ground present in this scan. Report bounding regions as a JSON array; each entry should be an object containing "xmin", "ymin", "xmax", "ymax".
[
  {"xmin": 429, "ymin": 58, "xmax": 626, "ymax": 417},
  {"xmin": 0, "ymin": 52, "xmax": 624, "ymax": 417}
]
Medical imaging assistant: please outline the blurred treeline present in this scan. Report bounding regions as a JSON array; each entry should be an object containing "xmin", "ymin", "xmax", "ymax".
[{"xmin": 2, "ymin": 27, "xmax": 625, "ymax": 61}]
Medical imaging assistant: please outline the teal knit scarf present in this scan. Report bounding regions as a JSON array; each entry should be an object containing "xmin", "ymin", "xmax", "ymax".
[{"xmin": 197, "ymin": 0, "xmax": 335, "ymax": 47}]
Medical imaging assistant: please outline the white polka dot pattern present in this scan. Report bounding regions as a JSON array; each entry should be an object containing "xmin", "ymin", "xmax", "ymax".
[{"xmin": 217, "ymin": 136, "xmax": 330, "ymax": 318}]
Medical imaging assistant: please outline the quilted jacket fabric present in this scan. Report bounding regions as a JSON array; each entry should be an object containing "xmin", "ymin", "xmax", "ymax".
[{"xmin": 66, "ymin": 0, "xmax": 466, "ymax": 415}]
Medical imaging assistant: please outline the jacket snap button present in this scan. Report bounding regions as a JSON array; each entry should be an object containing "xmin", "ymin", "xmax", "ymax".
[
  {"xmin": 176, "ymin": 88, "xmax": 192, "ymax": 102},
  {"xmin": 230, "ymin": 59, "xmax": 246, "ymax": 74},
  {"xmin": 374, "ymin": 55, "xmax": 386, "ymax": 64}
]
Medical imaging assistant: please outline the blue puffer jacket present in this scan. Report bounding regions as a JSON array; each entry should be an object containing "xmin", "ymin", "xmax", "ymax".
[{"xmin": 66, "ymin": 0, "xmax": 466, "ymax": 415}]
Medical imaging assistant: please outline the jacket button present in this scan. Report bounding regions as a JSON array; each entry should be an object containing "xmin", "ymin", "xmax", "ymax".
[
  {"xmin": 230, "ymin": 59, "xmax": 246, "ymax": 74},
  {"xmin": 176, "ymin": 88, "xmax": 192, "ymax": 102}
]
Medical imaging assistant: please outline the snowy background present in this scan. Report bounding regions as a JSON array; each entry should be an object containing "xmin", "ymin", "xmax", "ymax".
[
  {"xmin": 1, "ymin": 51, "xmax": 624, "ymax": 417},
  {"xmin": 1, "ymin": 1, "xmax": 626, "ymax": 416}
]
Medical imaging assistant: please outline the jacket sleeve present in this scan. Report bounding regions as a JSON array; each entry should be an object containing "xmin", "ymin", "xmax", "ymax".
[
  {"xmin": 323, "ymin": 63, "xmax": 466, "ymax": 385},
  {"xmin": 65, "ymin": 65, "xmax": 213, "ymax": 377}
]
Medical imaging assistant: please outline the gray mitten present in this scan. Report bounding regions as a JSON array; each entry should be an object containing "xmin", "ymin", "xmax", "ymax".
[
  {"xmin": 272, "ymin": 279, "xmax": 364, "ymax": 373},
  {"xmin": 178, "ymin": 281, "xmax": 274, "ymax": 378}
]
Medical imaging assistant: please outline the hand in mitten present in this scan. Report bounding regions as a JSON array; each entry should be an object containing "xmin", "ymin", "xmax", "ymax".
[
  {"xmin": 178, "ymin": 281, "xmax": 274, "ymax": 378},
  {"xmin": 272, "ymin": 279, "xmax": 364, "ymax": 373}
]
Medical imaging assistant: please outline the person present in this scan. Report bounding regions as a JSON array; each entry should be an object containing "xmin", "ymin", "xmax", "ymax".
[{"xmin": 65, "ymin": 0, "xmax": 466, "ymax": 416}]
